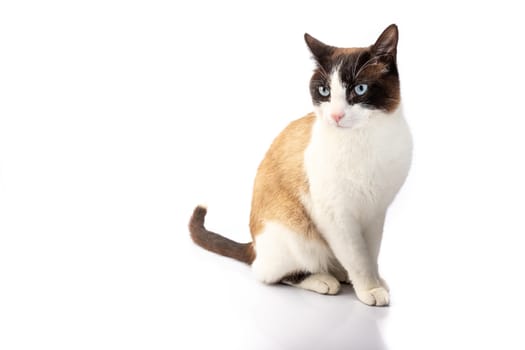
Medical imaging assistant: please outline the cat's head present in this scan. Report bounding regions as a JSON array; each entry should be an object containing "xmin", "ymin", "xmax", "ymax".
[{"xmin": 305, "ymin": 24, "xmax": 400, "ymax": 129}]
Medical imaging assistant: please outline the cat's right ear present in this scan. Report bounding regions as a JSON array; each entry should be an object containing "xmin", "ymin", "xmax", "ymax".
[{"xmin": 304, "ymin": 33, "xmax": 334, "ymax": 66}]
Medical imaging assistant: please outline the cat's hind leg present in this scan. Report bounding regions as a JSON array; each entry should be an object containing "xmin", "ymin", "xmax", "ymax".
[{"xmin": 251, "ymin": 221, "xmax": 340, "ymax": 295}]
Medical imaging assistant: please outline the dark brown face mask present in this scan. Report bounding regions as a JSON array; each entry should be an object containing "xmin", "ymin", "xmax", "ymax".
[{"xmin": 305, "ymin": 24, "xmax": 400, "ymax": 113}]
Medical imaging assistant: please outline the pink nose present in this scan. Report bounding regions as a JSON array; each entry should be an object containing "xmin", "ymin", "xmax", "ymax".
[{"xmin": 331, "ymin": 112, "xmax": 344, "ymax": 123}]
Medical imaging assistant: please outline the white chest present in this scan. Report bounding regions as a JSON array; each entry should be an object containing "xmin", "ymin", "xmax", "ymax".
[{"xmin": 303, "ymin": 110, "xmax": 412, "ymax": 222}]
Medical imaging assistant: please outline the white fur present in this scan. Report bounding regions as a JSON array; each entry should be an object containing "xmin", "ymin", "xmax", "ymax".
[
  {"xmin": 252, "ymin": 221, "xmax": 336, "ymax": 284},
  {"xmin": 252, "ymin": 66, "xmax": 412, "ymax": 305},
  {"xmin": 305, "ymin": 67, "xmax": 412, "ymax": 305}
]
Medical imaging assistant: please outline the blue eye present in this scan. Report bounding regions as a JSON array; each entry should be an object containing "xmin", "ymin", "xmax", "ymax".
[
  {"xmin": 354, "ymin": 83, "xmax": 368, "ymax": 96},
  {"xmin": 318, "ymin": 85, "xmax": 330, "ymax": 97}
]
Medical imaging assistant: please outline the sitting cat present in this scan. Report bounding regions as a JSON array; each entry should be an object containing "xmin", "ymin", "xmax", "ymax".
[{"xmin": 189, "ymin": 24, "xmax": 412, "ymax": 306}]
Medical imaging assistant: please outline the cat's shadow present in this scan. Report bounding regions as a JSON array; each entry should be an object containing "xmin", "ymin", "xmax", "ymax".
[{"xmin": 249, "ymin": 283, "xmax": 389, "ymax": 349}]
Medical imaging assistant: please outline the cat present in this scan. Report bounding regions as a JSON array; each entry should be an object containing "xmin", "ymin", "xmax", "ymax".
[{"xmin": 189, "ymin": 24, "xmax": 412, "ymax": 306}]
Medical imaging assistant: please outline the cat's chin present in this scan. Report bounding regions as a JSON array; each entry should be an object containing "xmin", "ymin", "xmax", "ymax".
[{"xmin": 337, "ymin": 119, "xmax": 363, "ymax": 129}]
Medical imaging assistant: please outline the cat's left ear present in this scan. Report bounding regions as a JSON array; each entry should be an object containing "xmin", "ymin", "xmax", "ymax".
[{"xmin": 372, "ymin": 24, "xmax": 398, "ymax": 57}]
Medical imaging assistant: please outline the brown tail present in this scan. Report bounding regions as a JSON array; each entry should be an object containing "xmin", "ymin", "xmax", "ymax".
[{"xmin": 189, "ymin": 206, "xmax": 255, "ymax": 265}]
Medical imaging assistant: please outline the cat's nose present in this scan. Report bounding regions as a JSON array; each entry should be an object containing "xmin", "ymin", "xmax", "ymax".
[{"xmin": 331, "ymin": 112, "xmax": 344, "ymax": 123}]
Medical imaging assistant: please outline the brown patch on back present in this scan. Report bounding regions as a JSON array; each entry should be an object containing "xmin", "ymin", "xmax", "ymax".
[{"xmin": 249, "ymin": 114, "xmax": 323, "ymax": 241}]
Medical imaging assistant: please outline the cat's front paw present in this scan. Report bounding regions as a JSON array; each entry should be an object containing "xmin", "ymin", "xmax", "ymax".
[{"xmin": 355, "ymin": 286, "xmax": 390, "ymax": 306}]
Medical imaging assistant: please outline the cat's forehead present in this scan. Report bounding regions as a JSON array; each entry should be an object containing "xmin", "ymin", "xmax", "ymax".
[
  {"xmin": 332, "ymin": 47, "xmax": 388, "ymax": 82},
  {"xmin": 313, "ymin": 47, "xmax": 368, "ymax": 78},
  {"xmin": 332, "ymin": 47, "xmax": 370, "ymax": 67},
  {"xmin": 335, "ymin": 47, "xmax": 365, "ymax": 56}
]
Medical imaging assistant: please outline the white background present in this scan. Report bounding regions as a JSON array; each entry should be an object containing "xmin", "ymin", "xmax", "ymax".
[{"xmin": 1, "ymin": 1, "xmax": 524, "ymax": 349}]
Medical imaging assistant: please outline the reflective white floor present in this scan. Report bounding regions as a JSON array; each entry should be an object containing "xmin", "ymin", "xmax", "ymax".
[
  {"xmin": 181, "ymin": 247, "xmax": 391, "ymax": 350},
  {"xmin": 173, "ymin": 232, "xmax": 525, "ymax": 349},
  {"xmin": 179, "ymin": 236, "xmax": 525, "ymax": 350},
  {"xmin": 3, "ymin": 215, "xmax": 524, "ymax": 350}
]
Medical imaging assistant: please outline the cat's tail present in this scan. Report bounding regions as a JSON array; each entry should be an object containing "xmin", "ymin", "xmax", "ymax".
[{"xmin": 189, "ymin": 206, "xmax": 255, "ymax": 265}]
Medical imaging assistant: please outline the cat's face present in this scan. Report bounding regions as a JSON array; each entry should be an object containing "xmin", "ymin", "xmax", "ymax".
[{"xmin": 305, "ymin": 25, "xmax": 400, "ymax": 129}]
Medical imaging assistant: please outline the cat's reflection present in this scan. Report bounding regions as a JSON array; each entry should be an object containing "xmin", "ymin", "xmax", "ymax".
[{"xmin": 249, "ymin": 284, "xmax": 389, "ymax": 350}]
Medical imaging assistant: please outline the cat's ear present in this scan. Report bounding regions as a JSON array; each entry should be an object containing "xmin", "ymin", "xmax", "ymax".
[
  {"xmin": 304, "ymin": 33, "xmax": 334, "ymax": 66},
  {"xmin": 372, "ymin": 24, "xmax": 398, "ymax": 57}
]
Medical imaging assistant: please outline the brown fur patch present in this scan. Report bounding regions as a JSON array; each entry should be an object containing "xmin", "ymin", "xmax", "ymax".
[{"xmin": 249, "ymin": 114, "xmax": 324, "ymax": 242}]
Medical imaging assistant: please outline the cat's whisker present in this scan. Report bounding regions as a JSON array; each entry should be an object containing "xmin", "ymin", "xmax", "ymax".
[
  {"xmin": 352, "ymin": 50, "xmax": 365, "ymax": 79},
  {"xmin": 355, "ymin": 57, "xmax": 380, "ymax": 78}
]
